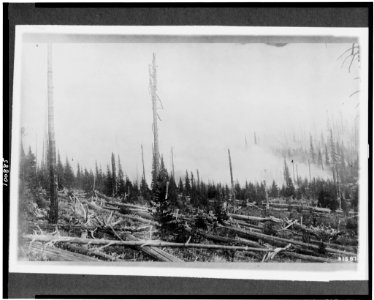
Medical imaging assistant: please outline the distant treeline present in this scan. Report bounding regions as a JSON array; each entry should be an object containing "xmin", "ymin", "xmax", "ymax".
[
  {"xmin": 20, "ymin": 144, "xmax": 358, "ymax": 213},
  {"xmin": 272, "ymin": 128, "xmax": 359, "ymax": 186}
]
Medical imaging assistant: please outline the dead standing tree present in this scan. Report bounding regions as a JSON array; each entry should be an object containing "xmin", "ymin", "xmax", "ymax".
[
  {"xmin": 228, "ymin": 149, "xmax": 235, "ymax": 207},
  {"xmin": 149, "ymin": 53, "xmax": 162, "ymax": 184},
  {"xmin": 111, "ymin": 153, "xmax": 117, "ymax": 196},
  {"xmin": 170, "ymin": 147, "xmax": 175, "ymax": 178},
  {"xmin": 47, "ymin": 44, "xmax": 58, "ymax": 224},
  {"xmin": 196, "ymin": 169, "xmax": 200, "ymax": 189},
  {"xmin": 141, "ymin": 144, "xmax": 146, "ymax": 181}
]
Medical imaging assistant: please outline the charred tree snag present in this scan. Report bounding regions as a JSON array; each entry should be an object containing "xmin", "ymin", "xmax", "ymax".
[
  {"xmin": 141, "ymin": 144, "xmax": 146, "ymax": 181},
  {"xmin": 228, "ymin": 149, "xmax": 235, "ymax": 204},
  {"xmin": 111, "ymin": 153, "xmax": 117, "ymax": 196},
  {"xmin": 47, "ymin": 44, "xmax": 58, "ymax": 224},
  {"xmin": 150, "ymin": 53, "xmax": 161, "ymax": 182}
]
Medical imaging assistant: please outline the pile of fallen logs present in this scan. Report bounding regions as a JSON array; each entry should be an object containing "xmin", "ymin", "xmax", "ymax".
[
  {"xmin": 261, "ymin": 199, "xmax": 358, "ymax": 217},
  {"xmin": 21, "ymin": 190, "xmax": 358, "ymax": 263},
  {"xmin": 225, "ymin": 212, "xmax": 357, "ymax": 258}
]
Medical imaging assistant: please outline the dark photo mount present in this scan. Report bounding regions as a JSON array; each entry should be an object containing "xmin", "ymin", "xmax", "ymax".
[{"xmin": 3, "ymin": 3, "xmax": 372, "ymax": 299}]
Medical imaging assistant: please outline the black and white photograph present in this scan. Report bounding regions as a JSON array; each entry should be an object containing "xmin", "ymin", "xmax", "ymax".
[{"xmin": 9, "ymin": 25, "xmax": 368, "ymax": 281}]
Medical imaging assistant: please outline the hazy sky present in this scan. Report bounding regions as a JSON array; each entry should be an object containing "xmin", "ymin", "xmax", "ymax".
[{"xmin": 20, "ymin": 41, "xmax": 359, "ymax": 186}]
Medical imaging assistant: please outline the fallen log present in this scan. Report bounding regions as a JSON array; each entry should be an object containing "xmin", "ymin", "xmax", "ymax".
[
  {"xmin": 84, "ymin": 199, "xmax": 158, "ymax": 226},
  {"xmin": 269, "ymin": 207, "xmax": 289, "ymax": 212},
  {"xmin": 312, "ymin": 207, "xmax": 331, "ymax": 213},
  {"xmin": 232, "ymin": 220, "xmax": 263, "ymax": 231},
  {"xmin": 29, "ymin": 221, "xmax": 156, "ymax": 237},
  {"xmin": 128, "ymin": 210, "xmax": 154, "ymax": 220},
  {"xmin": 229, "ymin": 214, "xmax": 282, "ymax": 223},
  {"xmin": 107, "ymin": 206, "xmax": 150, "ymax": 214},
  {"xmin": 246, "ymin": 203, "xmax": 263, "ymax": 210},
  {"xmin": 61, "ymin": 243, "xmax": 118, "ymax": 261},
  {"xmin": 196, "ymin": 230, "xmax": 262, "ymax": 248},
  {"xmin": 63, "ymin": 201, "xmax": 179, "ymax": 263},
  {"xmin": 292, "ymin": 222, "xmax": 346, "ymax": 244},
  {"xmin": 290, "ymin": 231, "xmax": 357, "ymax": 252},
  {"xmin": 54, "ymin": 217, "xmax": 177, "ymax": 262},
  {"xmin": 194, "ymin": 230, "xmax": 335, "ymax": 263},
  {"xmin": 120, "ymin": 232, "xmax": 183, "ymax": 262},
  {"xmin": 104, "ymin": 201, "xmax": 151, "ymax": 212},
  {"xmin": 28, "ymin": 222, "xmax": 98, "ymax": 232},
  {"xmin": 268, "ymin": 203, "xmax": 308, "ymax": 209},
  {"xmin": 236, "ymin": 236, "xmax": 321, "ymax": 257},
  {"xmin": 195, "ymin": 230, "xmax": 329, "ymax": 262},
  {"xmin": 22, "ymin": 234, "xmax": 273, "ymax": 252},
  {"xmin": 115, "ymin": 212, "xmax": 157, "ymax": 226},
  {"xmin": 292, "ymin": 222, "xmax": 323, "ymax": 237},
  {"xmin": 204, "ymin": 235, "xmax": 264, "ymax": 259},
  {"xmin": 264, "ymin": 202, "xmax": 335, "ymax": 214},
  {"xmin": 23, "ymin": 241, "xmax": 99, "ymax": 262},
  {"xmin": 221, "ymin": 225, "xmax": 357, "ymax": 257},
  {"xmin": 103, "ymin": 206, "xmax": 154, "ymax": 220}
]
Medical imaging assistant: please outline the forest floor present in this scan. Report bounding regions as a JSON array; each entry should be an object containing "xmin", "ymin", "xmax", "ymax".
[{"xmin": 18, "ymin": 185, "xmax": 359, "ymax": 263}]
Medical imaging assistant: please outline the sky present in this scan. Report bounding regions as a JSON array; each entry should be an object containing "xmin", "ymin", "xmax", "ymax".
[{"xmin": 19, "ymin": 40, "xmax": 360, "ymax": 186}]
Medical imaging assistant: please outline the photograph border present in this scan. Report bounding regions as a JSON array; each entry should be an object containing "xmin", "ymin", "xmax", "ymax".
[{"xmin": 4, "ymin": 3, "xmax": 372, "ymax": 298}]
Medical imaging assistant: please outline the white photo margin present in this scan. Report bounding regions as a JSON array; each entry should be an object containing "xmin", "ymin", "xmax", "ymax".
[{"xmin": 9, "ymin": 25, "xmax": 369, "ymax": 281}]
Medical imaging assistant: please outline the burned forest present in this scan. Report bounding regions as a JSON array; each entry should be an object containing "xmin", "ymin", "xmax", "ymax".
[{"xmin": 17, "ymin": 41, "xmax": 360, "ymax": 264}]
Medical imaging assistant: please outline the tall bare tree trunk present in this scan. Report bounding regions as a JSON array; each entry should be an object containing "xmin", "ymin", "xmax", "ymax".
[
  {"xmin": 171, "ymin": 147, "xmax": 175, "ymax": 178},
  {"xmin": 111, "ymin": 153, "xmax": 116, "ymax": 196},
  {"xmin": 47, "ymin": 43, "xmax": 58, "ymax": 224},
  {"xmin": 228, "ymin": 149, "xmax": 235, "ymax": 203},
  {"xmin": 308, "ymin": 159, "xmax": 312, "ymax": 182},
  {"xmin": 141, "ymin": 144, "xmax": 146, "ymax": 181},
  {"xmin": 196, "ymin": 169, "xmax": 200, "ymax": 188},
  {"xmin": 150, "ymin": 54, "xmax": 160, "ymax": 180},
  {"xmin": 292, "ymin": 160, "xmax": 296, "ymax": 183}
]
